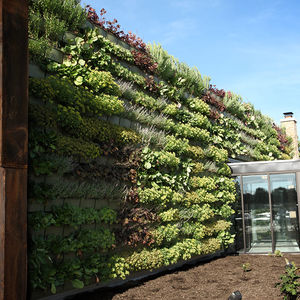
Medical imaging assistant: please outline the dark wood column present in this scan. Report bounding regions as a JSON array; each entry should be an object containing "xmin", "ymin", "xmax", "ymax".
[{"xmin": 0, "ymin": 1, "xmax": 28, "ymax": 300}]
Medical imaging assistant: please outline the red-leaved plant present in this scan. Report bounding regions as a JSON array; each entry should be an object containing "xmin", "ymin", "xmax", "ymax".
[
  {"xmin": 210, "ymin": 109, "xmax": 221, "ymax": 120},
  {"xmin": 145, "ymin": 75, "xmax": 159, "ymax": 93},
  {"xmin": 85, "ymin": 5, "xmax": 158, "ymax": 74},
  {"xmin": 203, "ymin": 90, "xmax": 226, "ymax": 112},
  {"xmin": 273, "ymin": 123, "xmax": 289, "ymax": 151},
  {"xmin": 85, "ymin": 5, "xmax": 147, "ymax": 52},
  {"xmin": 131, "ymin": 49, "xmax": 158, "ymax": 74},
  {"xmin": 209, "ymin": 84, "xmax": 226, "ymax": 98}
]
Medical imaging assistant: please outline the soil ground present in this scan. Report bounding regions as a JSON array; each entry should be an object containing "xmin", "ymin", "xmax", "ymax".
[{"xmin": 72, "ymin": 254, "xmax": 300, "ymax": 300}]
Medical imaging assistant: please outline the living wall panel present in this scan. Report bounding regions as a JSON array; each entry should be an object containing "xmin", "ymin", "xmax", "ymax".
[{"xmin": 27, "ymin": 2, "xmax": 292, "ymax": 299}]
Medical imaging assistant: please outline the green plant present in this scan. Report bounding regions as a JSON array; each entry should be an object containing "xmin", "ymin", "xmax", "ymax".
[
  {"xmin": 276, "ymin": 260, "xmax": 300, "ymax": 300},
  {"xmin": 217, "ymin": 231, "xmax": 235, "ymax": 247},
  {"xmin": 29, "ymin": 0, "xmax": 86, "ymax": 62},
  {"xmin": 164, "ymin": 135, "xmax": 189, "ymax": 155},
  {"xmin": 29, "ymin": 181, "xmax": 55, "ymax": 203},
  {"xmin": 173, "ymin": 123, "xmax": 210, "ymax": 142},
  {"xmin": 30, "ymin": 76, "xmax": 125, "ymax": 117},
  {"xmin": 138, "ymin": 185, "xmax": 175, "ymax": 207},
  {"xmin": 274, "ymin": 250, "xmax": 284, "ymax": 257},
  {"xmin": 136, "ymin": 125, "xmax": 167, "ymax": 147},
  {"xmin": 159, "ymin": 208, "xmax": 179, "ymax": 222},
  {"xmin": 30, "ymin": 153, "xmax": 75, "ymax": 178},
  {"xmin": 123, "ymin": 104, "xmax": 170, "ymax": 131},
  {"xmin": 29, "ymin": 10, "xmax": 66, "ymax": 43},
  {"xmin": 186, "ymin": 145, "xmax": 205, "ymax": 160},
  {"xmin": 57, "ymin": 134, "xmax": 102, "ymax": 160},
  {"xmin": 30, "ymin": 0, "xmax": 86, "ymax": 31},
  {"xmin": 178, "ymin": 204, "xmax": 215, "ymax": 221},
  {"xmin": 141, "ymin": 146, "xmax": 180, "ymax": 170},
  {"xmin": 29, "ymin": 38, "xmax": 51, "ymax": 61},
  {"xmin": 215, "ymin": 204, "xmax": 235, "ymax": 219},
  {"xmin": 132, "ymin": 91, "xmax": 163, "ymax": 111},
  {"xmin": 29, "ymin": 204, "xmax": 118, "ymax": 230},
  {"xmin": 49, "ymin": 178, "xmax": 125, "ymax": 201},
  {"xmin": 29, "ymin": 128, "xmax": 57, "ymax": 159},
  {"xmin": 152, "ymin": 224, "xmax": 180, "ymax": 246},
  {"xmin": 190, "ymin": 176, "xmax": 216, "ymax": 191},
  {"xmin": 149, "ymin": 42, "xmax": 210, "ymax": 94},
  {"xmin": 85, "ymin": 70, "xmax": 121, "ymax": 96},
  {"xmin": 242, "ymin": 262, "xmax": 252, "ymax": 272},
  {"xmin": 28, "ymin": 0, "xmax": 292, "ymax": 292},
  {"xmin": 186, "ymin": 97, "xmax": 210, "ymax": 115},
  {"xmin": 184, "ymin": 190, "xmax": 217, "ymax": 206}
]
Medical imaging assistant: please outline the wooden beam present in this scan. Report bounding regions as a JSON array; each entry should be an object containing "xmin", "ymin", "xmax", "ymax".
[{"xmin": 0, "ymin": 0, "xmax": 28, "ymax": 299}]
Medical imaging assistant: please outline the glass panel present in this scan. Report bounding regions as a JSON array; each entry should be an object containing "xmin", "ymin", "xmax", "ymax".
[
  {"xmin": 270, "ymin": 173, "xmax": 300, "ymax": 252},
  {"xmin": 233, "ymin": 176, "xmax": 244, "ymax": 252},
  {"xmin": 243, "ymin": 175, "xmax": 272, "ymax": 253}
]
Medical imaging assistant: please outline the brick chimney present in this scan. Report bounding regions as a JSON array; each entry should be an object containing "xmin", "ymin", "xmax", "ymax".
[{"xmin": 280, "ymin": 112, "xmax": 299, "ymax": 159}]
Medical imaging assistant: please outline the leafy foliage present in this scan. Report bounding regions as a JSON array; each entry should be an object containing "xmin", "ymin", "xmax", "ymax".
[
  {"xmin": 86, "ymin": 6, "xmax": 148, "ymax": 52},
  {"xmin": 29, "ymin": 0, "xmax": 86, "ymax": 60},
  {"xmin": 28, "ymin": 0, "xmax": 291, "ymax": 295},
  {"xmin": 276, "ymin": 260, "xmax": 300, "ymax": 300}
]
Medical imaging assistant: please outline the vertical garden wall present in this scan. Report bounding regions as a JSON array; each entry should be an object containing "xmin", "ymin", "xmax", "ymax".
[{"xmin": 28, "ymin": 1, "xmax": 292, "ymax": 298}]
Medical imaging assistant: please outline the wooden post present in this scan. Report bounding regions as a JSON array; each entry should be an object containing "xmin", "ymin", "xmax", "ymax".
[{"xmin": 0, "ymin": 0, "xmax": 28, "ymax": 300}]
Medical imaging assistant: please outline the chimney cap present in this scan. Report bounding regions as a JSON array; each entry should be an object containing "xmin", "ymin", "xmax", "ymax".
[{"xmin": 284, "ymin": 112, "xmax": 294, "ymax": 118}]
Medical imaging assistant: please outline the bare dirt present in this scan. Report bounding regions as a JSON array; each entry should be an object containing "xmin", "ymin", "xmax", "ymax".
[{"xmin": 72, "ymin": 254, "xmax": 300, "ymax": 300}]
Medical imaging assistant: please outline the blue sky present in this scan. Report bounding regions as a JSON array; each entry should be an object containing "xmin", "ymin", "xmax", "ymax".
[{"xmin": 83, "ymin": 0, "xmax": 300, "ymax": 132}]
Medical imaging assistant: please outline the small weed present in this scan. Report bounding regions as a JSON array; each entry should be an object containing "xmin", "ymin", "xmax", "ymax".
[
  {"xmin": 241, "ymin": 262, "xmax": 252, "ymax": 280},
  {"xmin": 242, "ymin": 262, "xmax": 252, "ymax": 272}
]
